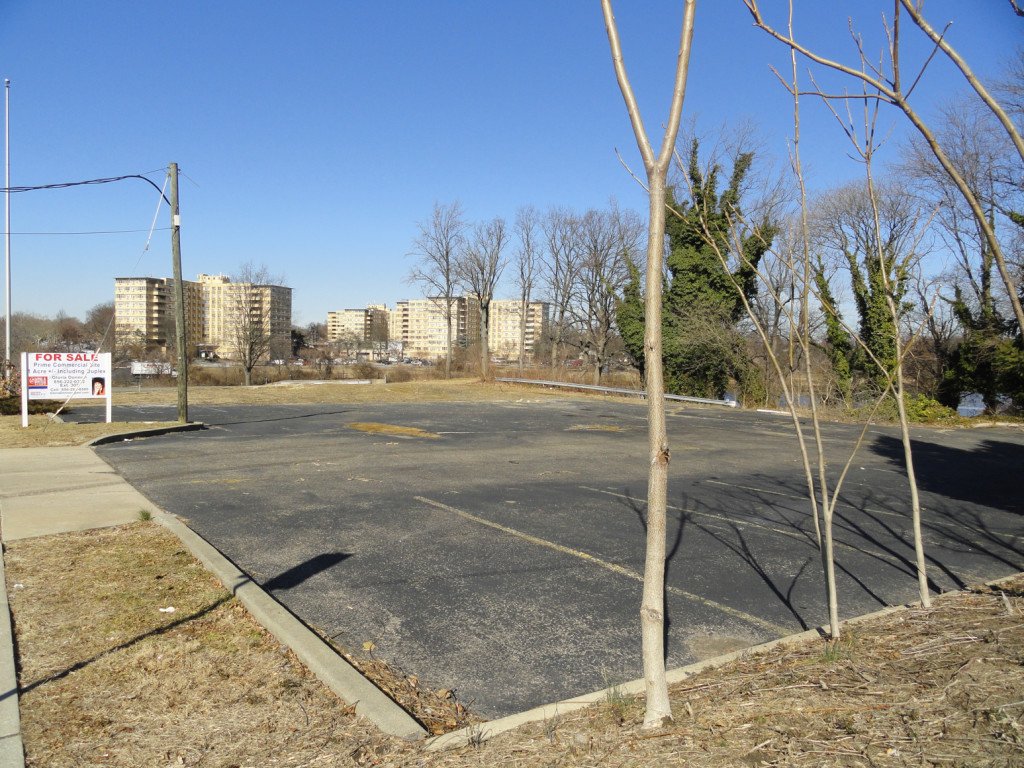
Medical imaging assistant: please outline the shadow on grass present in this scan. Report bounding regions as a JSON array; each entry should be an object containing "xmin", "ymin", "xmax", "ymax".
[{"xmin": 12, "ymin": 593, "xmax": 233, "ymax": 700}]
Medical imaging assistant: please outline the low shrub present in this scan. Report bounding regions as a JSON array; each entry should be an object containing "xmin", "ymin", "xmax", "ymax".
[
  {"xmin": 0, "ymin": 397, "xmax": 66, "ymax": 416},
  {"xmin": 852, "ymin": 392, "xmax": 960, "ymax": 424},
  {"xmin": 349, "ymin": 362, "xmax": 379, "ymax": 380},
  {"xmin": 903, "ymin": 393, "xmax": 959, "ymax": 423}
]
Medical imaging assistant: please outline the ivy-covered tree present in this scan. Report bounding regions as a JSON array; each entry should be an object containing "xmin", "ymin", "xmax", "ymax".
[
  {"xmin": 939, "ymin": 283, "xmax": 1023, "ymax": 413},
  {"xmin": 667, "ymin": 142, "xmax": 774, "ymax": 400},
  {"xmin": 814, "ymin": 260, "xmax": 853, "ymax": 403},
  {"xmin": 616, "ymin": 255, "xmax": 646, "ymax": 381},
  {"xmin": 618, "ymin": 141, "xmax": 775, "ymax": 402},
  {"xmin": 810, "ymin": 179, "xmax": 919, "ymax": 394}
]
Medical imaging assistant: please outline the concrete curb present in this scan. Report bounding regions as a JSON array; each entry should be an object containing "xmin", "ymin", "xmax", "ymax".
[
  {"xmin": 425, "ymin": 601, "xmax": 925, "ymax": 751},
  {"xmin": 0, "ymin": 544, "xmax": 25, "ymax": 768},
  {"xmin": 86, "ymin": 422, "xmax": 206, "ymax": 446},
  {"xmin": 153, "ymin": 512, "xmax": 426, "ymax": 741}
]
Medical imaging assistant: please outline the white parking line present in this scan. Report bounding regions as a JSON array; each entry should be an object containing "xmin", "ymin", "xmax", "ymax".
[{"xmin": 414, "ymin": 496, "xmax": 793, "ymax": 637}]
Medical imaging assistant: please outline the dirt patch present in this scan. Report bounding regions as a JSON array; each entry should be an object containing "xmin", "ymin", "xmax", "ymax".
[
  {"xmin": 346, "ymin": 422, "xmax": 441, "ymax": 439},
  {"xmin": 6, "ymin": 520, "xmax": 1023, "ymax": 766}
]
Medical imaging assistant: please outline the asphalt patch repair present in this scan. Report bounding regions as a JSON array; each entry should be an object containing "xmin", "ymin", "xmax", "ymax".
[{"xmin": 6, "ymin": 520, "xmax": 1024, "ymax": 766}]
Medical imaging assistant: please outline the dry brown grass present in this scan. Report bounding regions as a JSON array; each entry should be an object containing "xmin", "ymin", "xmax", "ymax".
[
  {"xmin": 5, "ymin": 523, "xmax": 388, "ymax": 768},
  {"xmin": 345, "ymin": 422, "xmax": 441, "ymax": 439},
  {"xmin": 112, "ymin": 378, "xmax": 577, "ymax": 407},
  {"xmin": 451, "ymin": 579, "xmax": 1024, "ymax": 767},
  {"xmin": 0, "ymin": 415, "xmax": 180, "ymax": 448},
  {"xmin": 7, "ymin": 521, "xmax": 1022, "ymax": 767}
]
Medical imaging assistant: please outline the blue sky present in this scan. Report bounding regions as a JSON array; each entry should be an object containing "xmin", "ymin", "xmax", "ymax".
[{"xmin": 1, "ymin": 1, "xmax": 1019, "ymax": 326}]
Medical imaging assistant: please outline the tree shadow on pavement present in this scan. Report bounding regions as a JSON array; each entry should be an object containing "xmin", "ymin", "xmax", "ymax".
[
  {"xmin": 868, "ymin": 434, "xmax": 1024, "ymax": 517},
  {"xmin": 261, "ymin": 552, "xmax": 353, "ymax": 593}
]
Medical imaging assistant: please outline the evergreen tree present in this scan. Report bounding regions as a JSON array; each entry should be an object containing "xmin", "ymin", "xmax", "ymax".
[
  {"xmin": 665, "ymin": 142, "xmax": 774, "ymax": 399},
  {"xmin": 616, "ymin": 255, "xmax": 647, "ymax": 381}
]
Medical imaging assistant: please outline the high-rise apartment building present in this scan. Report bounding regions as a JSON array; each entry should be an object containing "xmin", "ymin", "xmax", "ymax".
[
  {"xmin": 113, "ymin": 277, "xmax": 204, "ymax": 351},
  {"xmin": 487, "ymin": 299, "xmax": 550, "ymax": 361},
  {"xmin": 327, "ymin": 304, "xmax": 389, "ymax": 344},
  {"xmin": 114, "ymin": 273, "xmax": 292, "ymax": 360},
  {"xmin": 198, "ymin": 274, "xmax": 292, "ymax": 358},
  {"xmin": 390, "ymin": 295, "xmax": 548, "ymax": 361},
  {"xmin": 393, "ymin": 296, "xmax": 480, "ymax": 360}
]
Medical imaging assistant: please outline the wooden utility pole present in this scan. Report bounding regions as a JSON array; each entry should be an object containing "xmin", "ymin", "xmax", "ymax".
[{"xmin": 169, "ymin": 163, "xmax": 188, "ymax": 423}]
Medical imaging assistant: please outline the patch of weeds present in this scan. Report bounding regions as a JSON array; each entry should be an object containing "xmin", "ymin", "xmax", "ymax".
[
  {"xmin": 465, "ymin": 722, "xmax": 486, "ymax": 749},
  {"xmin": 138, "ymin": 509, "xmax": 152, "ymax": 522},
  {"xmin": 543, "ymin": 712, "xmax": 561, "ymax": 744},
  {"xmin": 602, "ymin": 676, "xmax": 638, "ymax": 726},
  {"xmin": 820, "ymin": 631, "xmax": 858, "ymax": 663}
]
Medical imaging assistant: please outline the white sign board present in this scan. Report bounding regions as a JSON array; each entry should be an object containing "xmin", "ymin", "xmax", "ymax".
[
  {"xmin": 131, "ymin": 361, "xmax": 173, "ymax": 376},
  {"xmin": 20, "ymin": 351, "xmax": 112, "ymax": 427}
]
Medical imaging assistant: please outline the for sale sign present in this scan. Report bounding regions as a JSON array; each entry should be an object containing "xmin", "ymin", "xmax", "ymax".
[{"xmin": 20, "ymin": 351, "xmax": 112, "ymax": 427}]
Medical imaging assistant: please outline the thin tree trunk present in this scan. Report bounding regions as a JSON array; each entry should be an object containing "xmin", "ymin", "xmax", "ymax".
[
  {"xmin": 640, "ymin": 172, "xmax": 672, "ymax": 726},
  {"xmin": 518, "ymin": 292, "xmax": 527, "ymax": 378},
  {"xmin": 602, "ymin": 0, "xmax": 696, "ymax": 728},
  {"xmin": 480, "ymin": 301, "xmax": 490, "ymax": 380},
  {"xmin": 445, "ymin": 303, "xmax": 453, "ymax": 379}
]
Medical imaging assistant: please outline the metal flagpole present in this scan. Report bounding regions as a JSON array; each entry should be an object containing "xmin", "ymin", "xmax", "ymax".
[{"xmin": 4, "ymin": 78, "xmax": 11, "ymax": 376}]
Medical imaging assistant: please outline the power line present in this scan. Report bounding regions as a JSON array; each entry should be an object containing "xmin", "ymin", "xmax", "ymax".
[
  {"xmin": 5, "ymin": 227, "xmax": 172, "ymax": 236},
  {"xmin": 0, "ymin": 172, "xmax": 171, "ymax": 205}
]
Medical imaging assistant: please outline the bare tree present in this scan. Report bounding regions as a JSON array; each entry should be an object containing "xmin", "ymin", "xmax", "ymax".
[
  {"xmin": 408, "ymin": 202, "xmax": 468, "ymax": 379},
  {"xmin": 512, "ymin": 206, "xmax": 543, "ymax": 376},
  {"xmin": 744, "ymin": 0, "xmax": 1024, "ymax": 346},
  {"xmin": 740, "ymin": 2, "xmax": 941, "ymax": 612},
  {"xmin": 601, "ymin": 0, "xmax": 697, "ymax": 729},
  {"xmin": 83, "ymin": 302, "xmax": 117, "ymax": 355},
  {"xmin": 899, "ymin": 97, "xmax": 1016, "ymax": 407},
  {"xmin": 540, "ymin": 206, "xmax": 584, "ymax": 369},
  {"xmin": 809, "ymin": 178, "xmax": 925, "ymax": 391},
  {"xmin": 229, "ymin": 262, "xmax": 282, "ymax": 387},
  {"xmin": 457, "ymin": 217, "xmax": 509, "ymax": 379},
  {"xmin": 574, "ymin": 205, "xmax": 644, "ymax": 384}
]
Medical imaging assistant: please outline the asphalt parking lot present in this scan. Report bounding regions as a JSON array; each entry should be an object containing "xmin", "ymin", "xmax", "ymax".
[{"xmin": 75, "ymin": 398, "xmax": 1024, "ymax": 718}]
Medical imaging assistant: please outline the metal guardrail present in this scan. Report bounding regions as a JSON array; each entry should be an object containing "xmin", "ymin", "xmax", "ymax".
[{"xmin": 495, "ymin": 377, "xmax": 739, "ymax": 408}]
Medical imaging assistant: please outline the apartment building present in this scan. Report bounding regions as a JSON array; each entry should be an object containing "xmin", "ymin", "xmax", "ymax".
[
  {"xmin": 198, "ymin": 274, "xmax": 292, "ymax": 358},
  {"xmin": 114, "ymin": 273, "xmax": 292, "ymax": 360},
  {"xmin": 327, "ymin": 304, "xmax": 390, "ymax": 344},
  {"xmin": 393, "ymin": 296, "xmax": 480, "ymax": 359},
  {"xmin": 390, "ymin": 295, "xmax": 549, "ymax": 361},
  {"xmin": 488, "ymin": 299, "xmax": 550, "ymax": 361},
  {"xmin": 113, "ymin": 277, "xmax": 204, "ymax": 351}
]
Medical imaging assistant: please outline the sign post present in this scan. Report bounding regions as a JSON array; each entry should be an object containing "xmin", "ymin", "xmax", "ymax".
[{"xmin": 20, "ymin": 351, "xmax": 112, "ymax": 427}]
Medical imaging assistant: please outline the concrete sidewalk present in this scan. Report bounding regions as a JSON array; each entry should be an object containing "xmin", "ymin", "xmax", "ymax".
[
  {"xmin": 0, "ymin": 446, "xmax": 155, "ymax": 768},
  {"xmin": 0, "ymin": 442, "xmax": 424, "ymax": 767},
  {"xmin": 0, "ymin": 447, "xmax": 163, "ymax": 540}
]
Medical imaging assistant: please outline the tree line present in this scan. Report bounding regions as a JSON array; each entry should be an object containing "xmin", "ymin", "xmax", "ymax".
[
  {"xmin": 407, "ymin": 199, "xmax": 647, "ymax": 383},
  {"xmin": 414, "ymin": 74, "xmax": 1024, "ymax": 417},
  {"xmin": 1, "ymin": 303, "xmax": 118, "ymax": 358}
]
